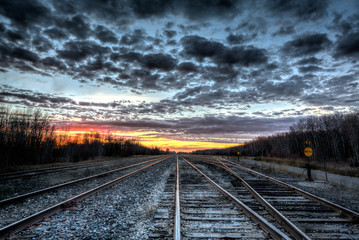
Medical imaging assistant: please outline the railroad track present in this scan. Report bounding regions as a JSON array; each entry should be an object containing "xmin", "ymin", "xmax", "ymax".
[
  {"xmin": 150, "ymin": 156, "xmax": 290, "ymax": 239},
  {"xmin": 2, "ymin": 154, "xmax": 358, "ymax": 239},
  {"xmin": 0, "ymin": 155, "xmax": 172, "ymax": 239},
  {"xmin": 0, "ymin": 156, "xmax": 156, "ymax": 181},
  {"xmin": 0, "ymin": 156, "xmax": 167, "ymax": 207},
  {"xmin": 187, "ymin": 155, "xmax": 359, "ymax": 239}
]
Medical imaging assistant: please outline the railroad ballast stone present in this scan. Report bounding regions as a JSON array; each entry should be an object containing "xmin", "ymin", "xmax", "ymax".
[{"xmin": 16, "ymin": 158, "xmax": 175, "ymax": 239}]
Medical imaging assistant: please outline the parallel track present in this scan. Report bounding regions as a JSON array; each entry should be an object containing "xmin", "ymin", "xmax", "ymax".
[
  {"xmin": 189, "ymin": 155, "xmax": 359, "ymax": 239},
  {"xmin": 0, "ymin": 156, "xmax": 172, "ymax": 239},
  {"xmin": 0, "ymin": 156, "xmax": 160, "ymax": 181},
  {"xmin": 0, "ymin": 156, "xmax": 167, "ymax": 206}
]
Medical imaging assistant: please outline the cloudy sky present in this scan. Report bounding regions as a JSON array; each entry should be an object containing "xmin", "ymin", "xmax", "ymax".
[{"xmin": 0, "ymin": 0, "xmax": 358, "ymax": 152}]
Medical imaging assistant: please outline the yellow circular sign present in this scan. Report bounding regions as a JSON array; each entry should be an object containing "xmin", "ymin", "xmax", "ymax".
[
  {"xmin": 237, "ymin": 152, "xmax": 240, "ymax": 155},
  {"xmin": 304, "ymin": 147, "xmax": 313, "ymax": 157}
]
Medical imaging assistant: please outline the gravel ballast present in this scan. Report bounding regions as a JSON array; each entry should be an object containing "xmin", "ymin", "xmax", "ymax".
[
  {"xmin": 0, "ymin": 156, "xmax": 160, "ymax": 200},
  {"xmin": 232, "ymin": 157, "xmax": 359, "ymax": 212},
  {"xmin": 15, "ymin": 157, "xmax": 176, "ymax": 239}
]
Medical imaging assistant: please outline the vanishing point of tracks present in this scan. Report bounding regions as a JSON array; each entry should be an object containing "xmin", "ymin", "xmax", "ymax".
[{"xmin": 1, "ymin": 154, "xmax": 359, "ymax": 239}]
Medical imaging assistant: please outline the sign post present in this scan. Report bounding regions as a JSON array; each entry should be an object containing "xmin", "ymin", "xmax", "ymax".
[
  {"xmin": 237, "ymin": 151, "xmax": 240, "ymax": 161},
  {"xmin": 304, "ymin": 141, "xmax": 313, "ymax": 181}
]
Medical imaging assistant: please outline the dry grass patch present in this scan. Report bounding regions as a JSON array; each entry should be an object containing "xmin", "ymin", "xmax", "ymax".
[{"xmin": 243, "ymin": 156, "xmax": 359, "ymax": 177}]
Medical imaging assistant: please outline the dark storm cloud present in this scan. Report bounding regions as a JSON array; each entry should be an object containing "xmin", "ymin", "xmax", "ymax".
[
  {"xmin": 12, "ymin": 47, "xmax": 40, "ymax": 63},
  {"xmin": 120, "ymin": 29, "xmax": 146, "ymax": 45},
  {"xmin": 298, "ymin": 74, "xmax": 358, "ymax": 107},
  {"xmin": 325, "ymin": 75, "xmax": 358, "ymax": 88},
  {"xmin": 265, "ymin": 63, "xmax": 278, "ymax": 70},
  {"xmin": 334, "ymin": 32, "xmax": 359, "ymax": 59},
  {"xmin": 174, "ymin": 86, "xmax": 207, "ymax": 100},
  {"xmin": 330, "ymin": 12, "xmax": 359, "ymax": 35},
  {"xmin": 141, "ymin": 53, "xmax": 177, "ymax": 71},
  {"xmin": 180, "ymin": 0, "xmax": 243, "ymax": 20},
  {"xmin": 0, "ymin": 0, "xmax": 52, "ymax": 27},
  {"xmin": 164, "ymin": 30, "xmax": 177, "ymax": 39},
  {"xmin": 129, "ymin": 0, "xmax": 173, "ymax": 18},
  {"xmin": 0, "ymin": 0, "xmax": 357, "ymax": 132},
  {"xmin": 0, "ymin": 45, "xmax": 40, "ymax": 63},
  {"xmin": 166, "ymin": 39, "xmax": 177, "ymax": 46},
  {"xmin": 44, "ymin": 0, "xmax": 245, "ymax": 28},
  {"xmin": 296, "ymin": 57, "xmax": 322, "ymax": 65},
  {"xmin": 298, "ymin": 65, "xmax": 323, "ymax": 73},
  {"xmin": 32, "ymin": 36, "xmax": 53, "ymax": 52},
  {"xmin": 56, "ymin": 15, "xmax": 92, "ymax": 39},
  {"xmin": 281, "ymin": 33, "xmax": 331, "ymax": 57},
  {"xmin": 226, "ymin": 33, "xmax": 245, "ymax": 44},
  {"xmin": 272, "ymin": 25, "xmax": 295, "ymax": 36},
  {"xmin": 128, "ymin": 0, "xmax": 244, "ymax": 20},
  {"xmin": 51, "ymin": 0, "xmax": 132, "ymax": 25},
  {"xmin": 43, "ymin": 28, "xmax": 68, "ymax": 40},
  {"xmin": 113, "ymin": 51, "xmax": 142, "ymax": 63},
  {"xmin": 41, "ymin": 57, "xmax": 67, "ymax": 70},
  {"xmin": 0, "ymin": 86, "xmax": 76, "ymax": 105},
  {"xmin": 176, "ymin": 62, "xmax": 198, "ymax": 72},
  {"xmin": 265, "ymin": 0, "xmax": 328, "ymax": 20},
  {"xmin": 181, "ymin": 35, "xmax": 224, "ymax": 60},
  {"xmin": 4, "ymin": 29, "xmax": 28, "ymax": 42},
  {"xmin": 181, "ymin": 35, "xmax": 267, "ymax": 66},
  {"xmin": 236, "ymin": 17, "xmax": 268, "ymax": 36},
  {"xmin": 217, "ymin": 46, "xmax": 267, "ymax": 66},
  {"xmin": 95, "ymin": 25, "xmax": 118, "ymax": 44},
  {"xmin": 14, "ymin": 64, "xmax": 51, "ymax": 77},
  {"xmin": 57, "ymin": 41, "xmax": 111, "ymax": 61}
]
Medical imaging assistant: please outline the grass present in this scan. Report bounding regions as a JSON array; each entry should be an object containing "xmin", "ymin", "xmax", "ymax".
[{"xmin": 242, "ymin": 156, "xmax": 359, "ymax": 178}]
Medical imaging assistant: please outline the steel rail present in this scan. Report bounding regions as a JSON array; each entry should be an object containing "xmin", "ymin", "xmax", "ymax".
[
  {"xmin": 220, "ymin": 157, "xmax": 359, "ymax": 221},
  {"xmin": 0, "ymin": 156, "xmax": 168, "ymax": 207},
  {"xmin": 213, "ymin": 158, "xmax": 310, "ymax": 240},
  {"xmin": 180, "ymin": 156, "xmax": 291, "ymax": 240},
  {"xmin": 0, "ymin": 156, "xmax": 171, "ymax": 240},
  {"xmin": 174, "ymin": 155, "xmax": 181, "ymax": 240},
  {"xmin": 0, "ymin": 155, "xmax": 166, "ymax": 181},
  {"xmin": 0, "ymin": 161, "xmax": 118, "ymax": 181}
]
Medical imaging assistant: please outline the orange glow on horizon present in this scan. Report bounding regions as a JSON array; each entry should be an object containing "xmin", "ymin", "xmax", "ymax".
[{"xmin": 54, "ymin": 127, "xmax": 240, "ymax": 152}]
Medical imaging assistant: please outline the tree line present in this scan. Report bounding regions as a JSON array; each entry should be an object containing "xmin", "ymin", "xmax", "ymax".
[
  {"xmin": 193, "ymin": 112, "xmax": 359, "ymax": 167},
  {"xmin": 0, "ymin": 108, "xmax": 166, "ymax": 168}
]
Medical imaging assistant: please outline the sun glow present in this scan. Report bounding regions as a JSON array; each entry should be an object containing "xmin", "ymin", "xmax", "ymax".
[{"xmin": 54, "ymin": 128, "xmax": 238, "ymax": 152}]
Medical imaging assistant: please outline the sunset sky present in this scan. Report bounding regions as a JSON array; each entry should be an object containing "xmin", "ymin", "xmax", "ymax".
[{"xmin": 0, "ymin": 0, "xmax": 358, "ymax": 152}]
